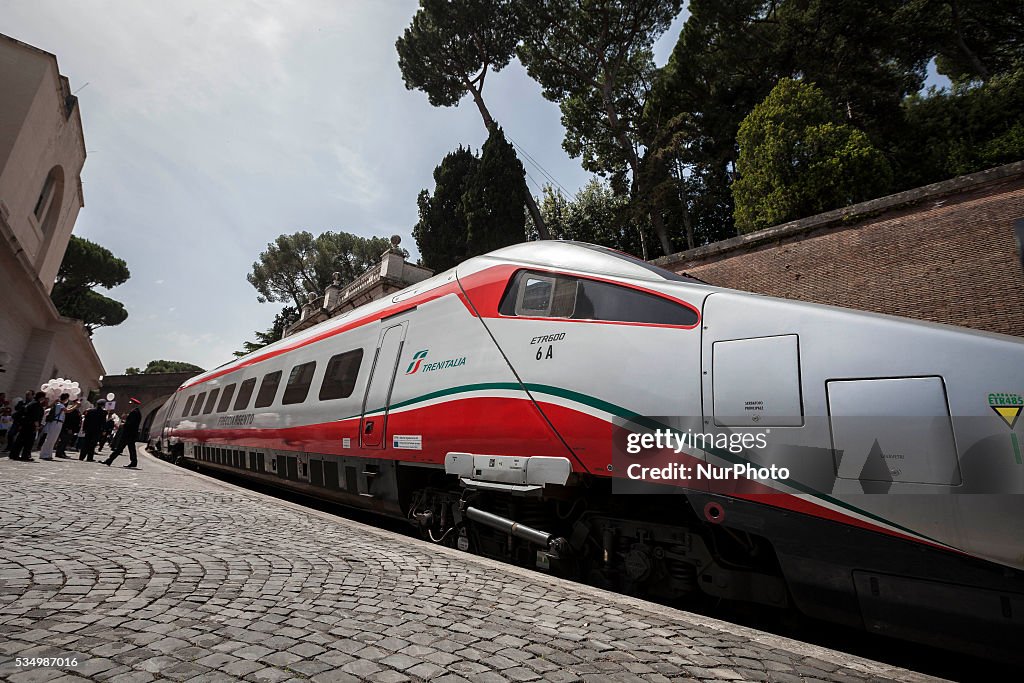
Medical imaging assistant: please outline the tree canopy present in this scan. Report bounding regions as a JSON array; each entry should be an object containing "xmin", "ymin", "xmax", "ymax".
[
  {"xmin": 234, "ymin": 306, "xmax": 299, "ymax": 358},
  {"xmin": 532, "ymin": 178, "xmax": 646, "ymax": 254},
  {"xmin": 415, "ymin": 129, "xmax": 530, "ymax": 272},
  {"xmin": 414, "ymin": 146, "xmax": 479, "ymax": 273},
  {"xmin": 393, "ymin": 0, "xmax": 1023, "ymax": 258},
  {"xmin": 733, "ymin": 78, "xmax": 893, "ymax": 232},
  {"xmin": 637, "ymin": 0, "xmax": 1024, "ymax": 245},
  {"xmin": 247, "ymin": 231, "xmax": 400, "ymax": 310},
  {"xmin": 125, "ymin": 360, "xmax": 205, "ymax": 375},
  {"xmin": 463, "ymin": 127, "xmax": 529, "ymax": 256},
  {"xmin": 927, "ymin": 0, "xmax": 1023, "ymax": 85},
  {"xmin": 396, "ymin": 0, "xmax": 520, "ymax": 122},
  {"xmin": 51, "ymin": 235, "xmax": 130, "ymax": 333},
  {"xmin": 518, "ymin": 0, "xmax": 681, "ymax": 257},
  {"xmin": 397, "ymin": 0, "xmax": 549, "ymax": 238}
]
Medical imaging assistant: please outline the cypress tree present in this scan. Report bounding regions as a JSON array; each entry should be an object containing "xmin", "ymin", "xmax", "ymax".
[
  {"xmin": 463, "ymin": 127, "xmax": 528, "ymax": 257},
  {"xmin": 413, "ymin": 146, "xmax": 480, "ymax": 272}
]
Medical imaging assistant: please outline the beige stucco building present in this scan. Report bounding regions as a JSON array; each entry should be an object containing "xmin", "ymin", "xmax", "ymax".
[{"xmin": 0, "ymin": 32, "xmax": 104, "ymax": 398}]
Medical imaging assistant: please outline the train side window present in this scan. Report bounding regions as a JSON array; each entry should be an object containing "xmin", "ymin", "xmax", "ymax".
[
  {"xmin": 217, "ymin": 384, "xmax": 236, "ymax": 412},
  {"xmin": 520, "ymin": 275, "xmax": 555, "ymax": 315},
  {"xmin": 181, "ymin": 396, "xmax": 195, "ymax": 417},
  {"xmin": 319, "ymin": 349, "xmax": 363, "ymax": 400},
  {"xmin": 234, "ymin": 377, "xmax": 257, "ymax": 410},
  {"xmin": 192, "ymin": 392, "xmax": 206, "ymax": 416},
  {"xmin": 282, "ymin": 361, "xmax": 316, "ymax": 405},
  {"xmin": 203, "ymin": 388, "xmax": 220, "ymax": 414},
  {"xmin": 575, "ymin": 278, "xmax": 697, "ymax": 326},
  {"xmin": 254, "ymin": 371, "xmax": 283, "ymax": 408},
  {"xmin": 501, "ymin": 272, "xmax": 578, "ymax": 318},
  {"xmin": 499, "ymin": 270, "xmax": 697, "ymax": 326}
]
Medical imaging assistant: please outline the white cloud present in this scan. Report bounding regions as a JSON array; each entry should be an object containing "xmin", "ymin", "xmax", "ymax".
[{"xmin": 4, "ymin": 0, "xmax": 621, "ymax": 372}]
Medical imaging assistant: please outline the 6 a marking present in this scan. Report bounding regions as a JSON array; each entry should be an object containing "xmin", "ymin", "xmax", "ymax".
[{"xmin": 536, "ymin": 345, "xmax": 554, "ymax": 361}]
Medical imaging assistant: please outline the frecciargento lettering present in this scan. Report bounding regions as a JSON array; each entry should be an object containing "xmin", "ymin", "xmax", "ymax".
[{"xmin": 217, "ymin": 414, "xmax": 255, "ymax": 426}]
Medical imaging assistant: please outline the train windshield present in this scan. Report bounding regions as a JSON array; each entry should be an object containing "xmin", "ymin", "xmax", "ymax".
[{"xmin": 500, "ymin": 270, "xmax": 698, "ymax": 326}]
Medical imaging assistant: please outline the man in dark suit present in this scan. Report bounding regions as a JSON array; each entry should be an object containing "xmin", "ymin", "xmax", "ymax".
[
  {"xmin": 104, "ymin": 398, "xmax": 142, "ymax": 468},
  {"xmin": 80, "ymin": 400, "xmax": 107, "ymax": 462},
  {"xmin": 10, "ymin": 392, "xmax": 46, "ymax": 461}
]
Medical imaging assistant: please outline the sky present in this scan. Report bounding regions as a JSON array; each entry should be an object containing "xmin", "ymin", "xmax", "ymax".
[
  {"xmin": 3, "ymin": 2, "xmax": 946, "ymax": 376},
  {"xmin": 3, "ymin": 1, "xmax": 688, "ymax": 374}
]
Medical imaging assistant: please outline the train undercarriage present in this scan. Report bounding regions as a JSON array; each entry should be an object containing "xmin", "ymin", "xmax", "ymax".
[
  {"xmin": 165, "ymin": 443, "xmax": 1024, "ymax": 665},
  {"xmin": 406, "ymin": 482, "xmax": 789, "ymax": 611}
]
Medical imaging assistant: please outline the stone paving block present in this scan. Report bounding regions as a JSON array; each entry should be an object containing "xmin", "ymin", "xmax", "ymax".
[
  {"xmin": 340, "ymin": 657, "xmax": 383, "ymax": 677},
  {"xmin": 0, "ymin": 453, "xmax": 940, "ymax": 683},
  {"xmin": 221, "ymin": 658, "xmax": 264, "ymax": 677},
  {"xmin": 249, "ymin": 666, "xmax": 292, "ymax": 682},
  {"xmin": 367, "ymin": 670, "xmax": 411, "ymax": 683},
  {"xmin": 286, "ymin": 658, "xmax": 332, "ymax": 676},
  {"xmin": 310, "ymin": 671, "xmax": 361, "ymax": 683}
]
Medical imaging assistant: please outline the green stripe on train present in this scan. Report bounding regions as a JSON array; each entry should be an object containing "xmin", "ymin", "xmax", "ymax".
[{"xmin": 351, "ymin": 380, "xmax": 943, "ymax": 546}]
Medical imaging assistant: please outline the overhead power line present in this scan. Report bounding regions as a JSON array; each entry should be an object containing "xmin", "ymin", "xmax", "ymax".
[{"xmin": 506, "ymin": 134, "xmax": 572, "ymax": 197}]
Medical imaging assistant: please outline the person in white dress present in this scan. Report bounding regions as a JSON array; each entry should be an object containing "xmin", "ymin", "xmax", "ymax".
[{"xmin": 39, "ymin": 393, "xmax": 69, "ymax": 461}]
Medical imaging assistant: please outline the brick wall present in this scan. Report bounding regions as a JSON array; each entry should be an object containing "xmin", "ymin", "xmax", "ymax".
[{"xmin": 653, "ymin": 162, "xmax": 1024, "ymax": 338}]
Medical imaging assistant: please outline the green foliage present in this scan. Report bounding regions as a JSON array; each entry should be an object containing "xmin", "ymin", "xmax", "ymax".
[
  {"xmin": 533, "ymin": 179, "xmax": 647, "ymax": 255},
  {"xmin": 124, "ymin": 360, "xmax": 205, "ymax": 375},
  {"xmin": 397, "ymin": 0, "xmax": 550, "ymax": 238},
  {"xmin": 462, "ymin": 127, "xmax": 528, "ymax": 256},
  {"xmin": 644, "ymin": 0, "xmax": 936, "ymax": 241},
  {"xmin": 517, "ymin": 0, "xmax": 682, "ymax": 256},
  {"xmin": 58, "ymin": 289, "xmax": 128, "ymax": 332},
  {"xmin": 896, "ymin": 68, "xmax": 1024, "ymax": 187},
  {"xmin": 415, "ymin": 131, "xmax": 531, "ymax": 271},
  {"xmin": 247, "ymin": 231, "xmax": 400, "ymax": 310},
  {"xmin": 414, "ymin": 147, "xmax": 479, "ymax": 273},
  {"xmin": 926, "ymin": 0, "xmax": 1024, "ymax": 84},
  {"xmin": 234, "ymin": 306, "xmax": 299, "ymax": 358},
  {"xmin": 396, "ymin": 0, "xmax": 520, "ymax": 114},
  {"xmin": 771, "ymin": 0, "xmax": 931, "ymax": 142},
  {"xmin": 733, "ymin": 78, "xmax": 893, "ymax": 233},
  {"xmin": 51, "ymin": 235, "xmax": 131, "ymax": 333}
]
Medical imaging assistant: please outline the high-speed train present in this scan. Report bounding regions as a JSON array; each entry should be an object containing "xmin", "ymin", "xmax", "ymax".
[{"xmin": 149, "ymin": 241, "xmax": 1024, "ymax": 659}]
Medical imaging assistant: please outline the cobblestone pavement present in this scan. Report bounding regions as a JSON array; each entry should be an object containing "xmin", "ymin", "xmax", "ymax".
[{"xmin": 0, "ymin": 449, "xmax": 941, "ymax": 683}]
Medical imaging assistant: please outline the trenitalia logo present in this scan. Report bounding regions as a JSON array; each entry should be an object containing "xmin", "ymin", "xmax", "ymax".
[
  {"xmin": 406, "ymin": 350, "xmax": 429, "ymax": 374},
  {"xmin": 405, "ymin": 349, "xmax": 468, "ymax": 374}
]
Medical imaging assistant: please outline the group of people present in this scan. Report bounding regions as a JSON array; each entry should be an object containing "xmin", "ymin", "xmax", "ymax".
[{"xmin": 2, "ymin": 390, "xmax": 143, "ymax": 467}]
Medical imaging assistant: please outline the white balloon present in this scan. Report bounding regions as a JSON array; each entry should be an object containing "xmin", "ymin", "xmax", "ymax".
[
  {"xmin": 106, "ymin": 392, "xmax": 115, "ymax": 401},
  {"xmin": 71, "ymin": 381, "xmax": 79, "ymax": 388}
]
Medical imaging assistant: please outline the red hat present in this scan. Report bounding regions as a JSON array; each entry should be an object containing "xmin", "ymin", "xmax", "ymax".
[{"xmin": 129, "ymin": 397, "xmax": 142, "ymax": 405}]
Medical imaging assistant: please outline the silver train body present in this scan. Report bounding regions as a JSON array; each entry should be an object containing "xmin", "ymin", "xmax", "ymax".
[{"xmin": 149, "ymin": 242, "xmax": 1024, "ymax": 660}]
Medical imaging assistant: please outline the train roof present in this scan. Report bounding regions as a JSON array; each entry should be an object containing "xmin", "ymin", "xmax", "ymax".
[
  {"xmin": 183, "ymin": 242, "xmax": 700, "ymax": 389},
  {"xmin": 478, "ymin": 241, "xmax": 703, "ymax": 284}
]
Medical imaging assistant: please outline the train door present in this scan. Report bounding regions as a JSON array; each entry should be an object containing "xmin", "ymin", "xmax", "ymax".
[
  {"xmin": 162, "ymin": 394, "xmax": 179, "ymax": 447},
  {"xmin": 359, "ymin": 322, "xmax": 407, "ymax": 448}
]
